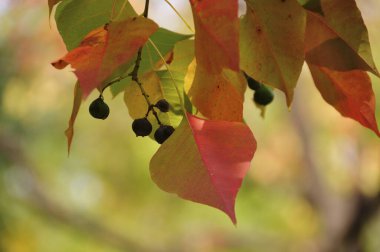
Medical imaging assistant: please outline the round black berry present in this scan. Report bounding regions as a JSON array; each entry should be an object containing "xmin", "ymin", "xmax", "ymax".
[
  {"xmin": 132, "ymin": 118, "xmax": 152, "ymax": 137},
  {"xmin": 244, "ymin": 73, "xmax": 262, "ymax": 91},
  {"xmin": 254, "ymin": 85, "xmax": 274, "ymax": 106},
  {"xmin": 89, "ymin": 97, "xmax": 110, "ymax": 120},
  {"xmin": 155, "ymin": 99, "xmax": 170, "ymax": 113},
  {"xmin": 154, "ymin": 125, "xmax": 175, "ymax": 144}
]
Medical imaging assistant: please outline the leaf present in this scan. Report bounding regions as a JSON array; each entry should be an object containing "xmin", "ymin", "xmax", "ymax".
[
  {"xmin": 150, "ymin": 113, "xmax": 257, "ymax": 224},
  {"xmin": 65, "ymin": 82, "xmax": 82, "ymax": 154},
  {"xmin": 185, "ymin": 62, "xmax": 246, "ymax": 122},
  {"xmin": 157, "ymin": 40, "xmax": 196, "ymax": 127},
  {"xmin": 124, "ymin": 71, "xmax": 169, "ymax": 126},
  {"xmin": 320, "ymin": 0, "xmax": 378, "ymax": 75},
  {"xmin": 240, "ymin": 0, "xmax": 306, "ymax": 106},
  {"xmin": 48, "ymin": 0, "xmax": 63, "ymax": 18},
  {"xmin": 110, "ymin": 28, "xmax": 192, "ymax": 97},
  {"xmin": 52, "ymin": 17, "xmax": 159, "ymax": 97},
  {"xmin": 190, "ymin": 0, "xmax": 239, "ymax": 73},
  {"xmin": 308, "ymin": 64, "xmax": 380, "ymax": 136},
  {"xmin": 305, "ymin": 11, "xmax": 378, "ymax": 75},
  {"xmin": 55, "ymin": 0, "xmax": 136, "ymax": 50},
  {"xmin": 301, "ymin": 0, "xmax": 323, "ymax": 15}
]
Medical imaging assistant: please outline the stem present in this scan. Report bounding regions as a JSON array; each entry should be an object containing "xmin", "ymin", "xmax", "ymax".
[{"xmin": 129, "ymin": 0, "xmax": 162, "ymax": 125}]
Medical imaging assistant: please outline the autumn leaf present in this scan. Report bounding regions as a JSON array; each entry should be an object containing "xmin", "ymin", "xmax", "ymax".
[
  {"xmin": 308, "ymin": 64, "xmax": 380, "ymax": 136},
  {"xmin": 190, "ymin": 0, "xmax": 239, "ymax": 73},
  {"xmin": 65, "ymin": 82, "xmax": 82, "ymax": 154},
  {"xmin": 185, "ymin": 62, "xmax": 246, "ymax": 122},
  {"xmin": 320, "ymin": 0, "xmax": 378, "ymax": 76},
  {"xmin": 150, "ymin": 113, "xmax": 257, "ymax": 224},
  {"xmin": 52, "ymin": 17, "xmax": 158, "ymax": 97},
  {"xmin": 240, "ymin": 0, "xmax": 306, "ymax": 107},
  {"xmin": 55, "ymin": 0, "xmax": 137, "ymax": 50},
  {"xmin": 187, "ymin": 0, "xmax": 243, "ymax": 121},
  {"xmin": 305, "ymin": 11, "xmax": 379, "ymax": 75}
]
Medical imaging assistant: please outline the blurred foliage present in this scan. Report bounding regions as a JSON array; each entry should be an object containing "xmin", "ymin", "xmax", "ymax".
[{"xmin": 0, "ymin": 1, "xmax": 379, "ymax": 252}]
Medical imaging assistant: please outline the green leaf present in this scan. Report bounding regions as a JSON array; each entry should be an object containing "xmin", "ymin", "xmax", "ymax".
[
  {"xmin": 240, "ymin": 0, "xmax": 306, "ymax": 106},
  {"xmin": 55, "ymin": 0, "xmax": 136, "ymax": 50},
  {"xmin": 110, "ymin": 28, "xmax": 192, "ymax": 97}
]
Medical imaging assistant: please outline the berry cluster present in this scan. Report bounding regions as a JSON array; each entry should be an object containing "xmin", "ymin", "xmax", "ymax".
[
  {"xmin": 244, "ymin": 72, "xmax": 274, "ymax": 106},
  {"xmin": 89, "ymin": 96, "xmax": 174, "ymax": 144}
]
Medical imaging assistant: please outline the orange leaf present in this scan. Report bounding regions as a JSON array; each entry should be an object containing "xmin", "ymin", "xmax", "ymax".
[
  {"xmin": 150, "ymin": 113, "xmax": 256, "ymax": 224},
  {"xmin": 308, "ymin": 64, "xmax": 380, "ymax": 136},
  {"xmin": 52, "ymin": 17, "xmax": 158, "ymax": 97},
  {"xmin": 190, "ymin": 0, "xmax": 239, "ymax": 73},
  {"xmin": 185, "ymin": 60, "xmax": 246, "ymax": 122}
]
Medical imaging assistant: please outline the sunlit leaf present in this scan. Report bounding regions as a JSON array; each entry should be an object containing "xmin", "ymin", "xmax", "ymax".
[
  {"xmin": 240, "ymin": 0, "xmax": 306, "ymax": 106},
  {"xmin": 190, "ymin": 0, "xmax": 239, "ymax": 73},
  {"xmin": 150, "ymin": 113, "xmax": 257, "ymax": 224},
  {"xmin": 52, "ymin": 17, "xmax": 158, "ymax": 97},
  {"xmin": 55, "ymin": 0, "xmax": 136, "ymax": 50}
]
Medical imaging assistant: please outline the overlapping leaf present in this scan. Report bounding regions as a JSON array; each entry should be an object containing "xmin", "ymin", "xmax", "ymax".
[
  {"xmin": 308, "ymin": 65, "xmax": 379, "ymax": 136},
  {"xmin": 150, "ymin": 113, "xmax": 256, "ymax": 224},
  {"xmin": 187, "ymin": 0, "xmax": 244, "ymax": 121},
  {"xmin": 48, "ymin": 0, "xmax": 63, "ymax": 18},
  {"xmin": 240, "ymin": 0, "xmax": 306, "ymax": 106},
  {"xmin": 55, "ymin": 0, "xmax": 136, "ymax": 50},
  {"xmin": 305, "ymin": 10, "xmax": 378, "ymax": 75},
  {"xmin": 190, "ymin": 0, "xmax": 239, "ymax": 73},
  {"xmin": 52, "ymin": 17, "xmax": 158, "ymax": 97}
]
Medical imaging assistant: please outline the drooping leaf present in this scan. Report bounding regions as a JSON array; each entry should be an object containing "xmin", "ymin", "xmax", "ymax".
[
  {"xmin": 52, "ymin": 17, "xmax": 158, "ymax": 97},
  {"xmin": 55, "ymin": 0, "xmax": 136, "ymax": 50},
  {"xmin": 308, "ymin": 64, "xmax": 380, "ymax": 136},
  {"xmin": 110, "ymin": 28, "xmax": 192, "ymax": 97},
  {"xmin": 320, "ymin": 0, "xmax": 378, "ymax": 76},
  {"xmin": 305, "ymin": 11, "xmax": 379, "ymax": 75},
  {"xmin": 185, "ymin": 62, "xmax": 246, "ymax": 122},
  {"xmin": 150, "ymin": 113, "xmax": 257, "ymax": 224},
  {"xmin": 190, "ymin": 0, "xmax": 239, "ymax": 73},
  {"xmin": 65, "ymin": 82, "xmax": 82, "ymax": 154},
  {"xmin": 240, "ymin": 0, "xmax": 306, "ymax": 106}
]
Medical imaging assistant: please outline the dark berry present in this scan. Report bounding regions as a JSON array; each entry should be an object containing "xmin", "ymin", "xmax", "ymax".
[
  {"xmin": 89, "ymin": 97, "xmax": 110, "ymax": 120},
  {"xmin": 154, "ymin": 125, "xmax": 175, "ymax": 144},
  {"xmin": 132, "ymin": 118, "xmax": 152, "ymax": 137},
  {"xmin": 155, "ymin": 99, "xmax": 170, "ymax": 113},
  {"xmin": 244, "ymin": 73, "xmax": 262, "ymax": 91},
  {"xmin": 254, "ymin": 85, "xmax": 274, "ymax": 106}
]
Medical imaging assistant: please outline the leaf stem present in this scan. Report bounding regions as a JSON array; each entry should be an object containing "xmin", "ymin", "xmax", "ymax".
[{"xmin": 129, "ymin": 0, "xmax": 162, "ymax": 125}]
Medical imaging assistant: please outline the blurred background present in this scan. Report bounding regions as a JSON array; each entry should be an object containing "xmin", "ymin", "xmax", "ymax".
[{"xmin": 0, "ymin": 0, "xmax": 379, "ymax": 251}]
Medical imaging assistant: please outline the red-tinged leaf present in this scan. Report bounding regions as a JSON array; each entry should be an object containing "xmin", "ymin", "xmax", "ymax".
[
  {"xmin": 48, "ymin": 0, "xmax": 62, "ymax": 18},
  {"xmin": 240, "ymin": 0, "xmax": 306, "ymax": 106},
  {"xmin": 305, "ymin": 11, "xmax": 378, "ymax": 75},
  {"xmin": 321, "ymin": 0, "xmax": 378, "ymax": 76},
  {"xmin": 185, "ymin": 60, "xmax": 246, "ymax": 122},
  {"xmin": 52, "ymin": 17, "xmax": 158, "ymax": 97},
  {"xmin": 190, "ymin": 0, "xmax": 239, "ymax": 73},
  {"xmin": 150, "ymin": 113, "xmax": 257, "ymax": 224},
  {"xmin": 65, "ymin": 82, "xmax": 82, "ymax": 154},
  {"xmin": 308, "ymin": 64, "xmax": 380, "ymax": 136}
]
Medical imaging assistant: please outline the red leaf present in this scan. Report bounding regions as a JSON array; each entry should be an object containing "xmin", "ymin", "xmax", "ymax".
[
  {"xmin": 52, "ymin": 17, "xmax": 158, "ymax": 97},
  {"xmin": 150, "ymin": 113, "xmax": 257, "ymax": 224},
  {"xmin": 190, "ymin": 0, "xmax": 239, "ymax": 73},
  {"xmin": 308, "ymin": 64, "xmax": 380, "ymax": 136}
]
